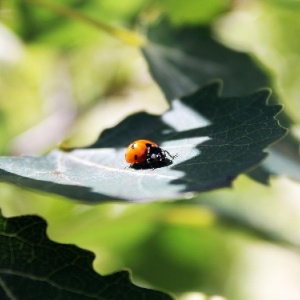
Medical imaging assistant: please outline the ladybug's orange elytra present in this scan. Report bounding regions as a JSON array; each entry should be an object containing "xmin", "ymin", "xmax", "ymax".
[{"xmin": 125, "ymin": 139, "xmax": 176, "ymax": 168}]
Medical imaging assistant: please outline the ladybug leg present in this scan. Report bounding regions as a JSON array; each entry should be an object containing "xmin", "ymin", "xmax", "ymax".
[{"xmin": 163, "ymin": 150, "xmax": 178, "ymax": 160}]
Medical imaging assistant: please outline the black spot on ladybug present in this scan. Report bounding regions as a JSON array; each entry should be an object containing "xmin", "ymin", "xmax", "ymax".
[{"xmin": 134, "ymin": 154, "xmax": 138, "ymax": 161}]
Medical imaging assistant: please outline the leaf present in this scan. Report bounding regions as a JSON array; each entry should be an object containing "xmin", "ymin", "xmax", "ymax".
[
  {"xmin": 142, "ymin": 20, "xmax": 273, "ymax": 101},
  {"xmin": 0, "ymin": 83, "xmax": 286, "ymax": 202},
  {"xmin": 142, "ymin": 20, "xmax": 300, "ymax": 184},
  {"xmin": 0, "ymin": 212, "xmax": 173, "ymax": 300},
  {"xmin": 247, "ymin": 134, "xmax": 300, "ymax": 184}
]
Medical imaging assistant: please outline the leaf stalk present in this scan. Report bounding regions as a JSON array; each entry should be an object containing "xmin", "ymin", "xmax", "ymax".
[{"xmin": 22, "ymin": 0, "xmax": 147, "ymax": 47}]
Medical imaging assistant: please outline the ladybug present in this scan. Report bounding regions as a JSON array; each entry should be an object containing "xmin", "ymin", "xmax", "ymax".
[{"xmin": 125, "ymin": 139, "xmax": 176, "ymax": 168}]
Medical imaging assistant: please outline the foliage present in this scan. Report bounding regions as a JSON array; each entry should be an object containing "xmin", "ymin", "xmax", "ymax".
[
  {"xmin": 0, "ymin": 212, "xmax": 172, "ymax": 299},
  {"xmin": 0, "ymin": 0, "xmax": 300, "ymax": 299},
  {"xmin": 0, "ymin": 83, "xmax": 285, "ymax": 202}
]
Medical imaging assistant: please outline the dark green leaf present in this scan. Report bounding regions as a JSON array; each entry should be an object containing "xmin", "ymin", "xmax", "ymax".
[
  {"xmin": 142, "ymin": 20, "xmax": 299, "ymax": 184},
  {"xmin": 0, "ymin": 83, "xmax": 286, "ymax": 202},
  {"xmin": 0, "ymin": 212, "xmax": 172, "ymax": 300},
  {"xmin": 247, "ymin": 134, "xmax": 300, "ymax": 183},
  {"xmin": 142, "ymin": 21, "xmax": 272, "ymax": 101}
]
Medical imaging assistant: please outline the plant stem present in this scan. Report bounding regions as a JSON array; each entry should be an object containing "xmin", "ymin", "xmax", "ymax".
[{"xmin": 23, "ymin": 0, "xmax": 147, "ymax": 47}]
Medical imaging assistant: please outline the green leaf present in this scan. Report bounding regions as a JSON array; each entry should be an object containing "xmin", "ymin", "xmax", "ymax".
[
  {"xmin": 0, "ymin": 212, "xmax": 172, "ymax": 300},
  {"xmin": 0, "ymin": 83, "xmax": 286, "ymax": 202},
  {"xmin": 142, "ymin": 21, "xmax": 272, "ymax": 101},
  {"xmin": 142, "ymin": 20, "xmax": 299, "ymax": 185},
  {"xmin": 247, "ymin": 134, "xmax": 300, "ymax": 184}
]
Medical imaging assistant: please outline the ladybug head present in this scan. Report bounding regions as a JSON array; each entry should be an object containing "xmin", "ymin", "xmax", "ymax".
[{"xmin": 147, "ymin": 147, "xmax": 166, "ymax": 162}]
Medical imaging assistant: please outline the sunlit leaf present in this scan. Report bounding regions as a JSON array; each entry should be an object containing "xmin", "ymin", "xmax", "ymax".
[
  {"xmin": 142, "ymin": 20, "xmax": 300, "ymax": 184},
  {"xmin": 0, "ymin": 83, "xmax": 286, "ymax": 202}
]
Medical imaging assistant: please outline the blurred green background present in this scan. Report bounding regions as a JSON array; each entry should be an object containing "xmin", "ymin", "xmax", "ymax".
[{"xmin": 1, "ymin": 1, "xmax": 300, "ymax": 299}]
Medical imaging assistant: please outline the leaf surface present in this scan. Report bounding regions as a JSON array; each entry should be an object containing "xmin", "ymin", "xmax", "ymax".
[
  {"xmin": 0, "ymin": 83, "xmax": 286, "ymax": 202},
  {"xmin": 142, "ymin": 21, "xmax": 272, "ymax": 101},
  {"xmin": 0, "ymin": 212, "xmax": 172, "ymax": 300},
  {"xmin": 142, "ymin": 20, "xmax": 299, "ymax": 184}
]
